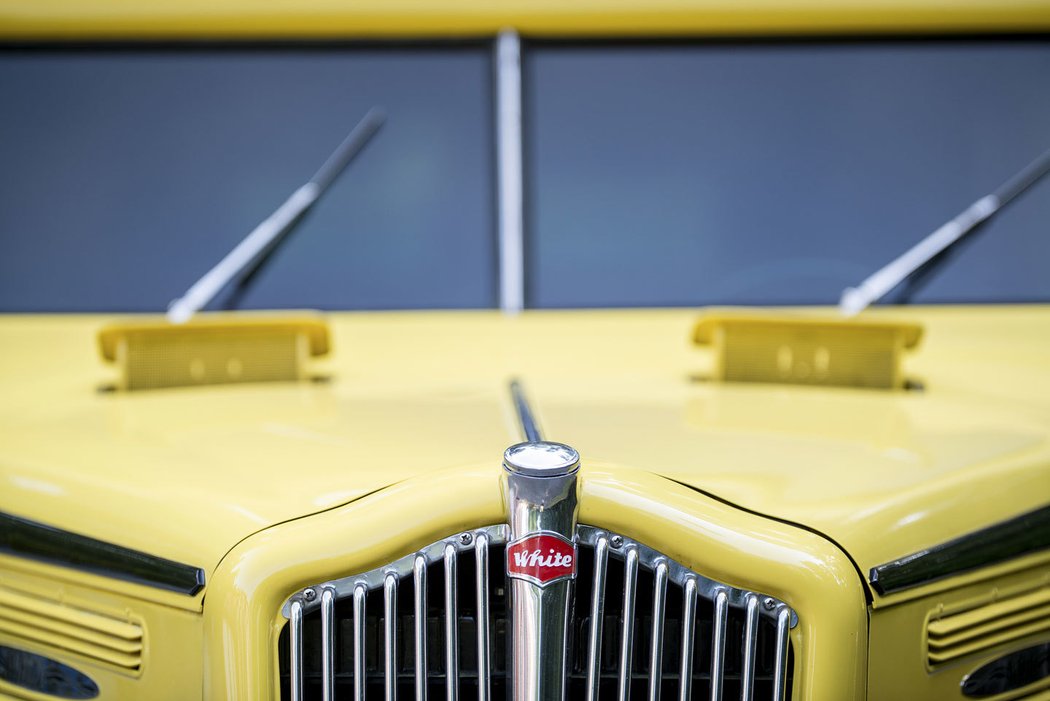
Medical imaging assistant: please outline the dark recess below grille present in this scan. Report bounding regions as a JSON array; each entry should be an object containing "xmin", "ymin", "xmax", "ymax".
[{"xmin": 279, "ymin": 541, "xmax": 793, "ymax": 699}]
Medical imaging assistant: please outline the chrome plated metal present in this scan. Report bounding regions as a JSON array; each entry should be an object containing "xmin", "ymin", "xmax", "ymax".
[
  {"xmin": 710, "ymin": 589, "xmax": 728, "ymax": 701},
  {"xmin": 289, "ymin": 599, "xmax": 303, "ymax": 701},
  {"xmin": 385, "ymin": 573, "xmax": 398, "ymax": 701},
  {"xmin": 444, "ymin": 543, "xmax": 459, "ymax": 701},
  {"xmin": 677, "ymin": 578, "xmax": 698, "ymax": 701},
  {"xmin": 354, "ymin": 583, "xmax": 367, "ymax": 701},
  {"xmin": 504, "ymin": 441, "xmax": 580, "ymax": 701},
  {"xmin": 508, "ymin": 379, "xmax": 543, "ymax": 442},
  {"xmin": 321, "ymin": 588, "xmax": 335, "ymax": 701},
  {"xmin": 740, "ymin": 594, "xmax": 759, "ymax": 701},
  {"xmin": 414, "ymin": 554, "xmax": 428, "ymax": 701},
  {"xmin": 585, "ymin": 534, "xmax": 609, "ymax": 701},
  {"xmin": 648, "ymin": 560, "xmax": 669, "ymax": 701},
  {"xmin": 281, "ymin": 523, "xmax": 798, "ymax": 701},
  {"xmin": 773, "ymin": 608, "xmax": 791, "ymax": 701},
  {"xmin": 496, "ymin": 29, "xmax": 525, "ymax": 315},
  {"xmin": 618, "ymin": 546, "xmax": 639, "ymax": 701},
  {"xmin": 476, "ymin": 534, "xmax": 492, "ymax": 701}
]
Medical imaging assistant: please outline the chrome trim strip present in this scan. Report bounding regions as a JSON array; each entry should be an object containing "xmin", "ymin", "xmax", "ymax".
[
  {"xmin": 444, "ymin": 543, "xmax": 459, "ymax": 701},
  {"xmin": 289, "ymin": 599, "xmax": 303, "ymax": 701},
  {"xmin": 476, "ymin": 533, "xmax": 492, "ymax": 701},
  {"xmin": 585, "ymin": 534, "xmax": 609, "ymax": 701},
  {"xmin": 353, "ymin": 583, "xmax": 367, "ymax": 701},
  {"xmin": 414, "ymin": 554, "xmax": 428, "ymax": 701},
  {"xmin": 508, "ymin": 379, "xmax": 543, "ymax": 442},
  {"xmin": 648, "ymin": 560, "xmax": 669, "ymax": 701},
  {"xmin": 677, "ymin": 578, "xmax": 697, "ymax": 701},
  {"xmin": 710, "ymin": 589, "xmax": 728, "ymax": 701},
  {"xmin": 740, "ymin": 594, "xmax": 759, "ymax": 701},
  {"xmin": 618, "ymin": 546, "xmax": 639, "ymax": 701},
  {"xmin": 321, "ymin": 587, "xmax": 335, "ymax": 701},
  {"xmin": 385, "ymin": 573, "xmax": 398, "ymax": 701},
  {"xmin": 496, "ymin": 29, "xmax": 525, "ymax": 315},
  {"xmin": 773, "ymin": 608, "xmax": 791, "ymax": 701},
  {"xmin": 869, "ymin": 504, "xmax": 1050, "ymax": 595},
  {"xmin": 0, "ymin": 511, "xmax": 205, "ymax": 596}
]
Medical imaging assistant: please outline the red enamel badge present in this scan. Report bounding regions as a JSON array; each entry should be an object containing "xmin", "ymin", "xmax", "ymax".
[{"xmin": 506, "ymin": 532, "xmax": 577, "ymax": 586}]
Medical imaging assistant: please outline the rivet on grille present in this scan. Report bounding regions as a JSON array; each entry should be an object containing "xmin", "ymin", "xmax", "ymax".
[
  {"xmin": 302, "ymin": 588, "xmax": 317, "ymax": 602},
  {"xmin": 764, "ymin": 597, "xmax": 777, "ymax": 611},
  {"xmin": 610, "ymin": 535, "xmax": 624, "ymax": 548},
  {"xmin": 460, "ymin": 532, "xmax": 474, "ymax": 545}
]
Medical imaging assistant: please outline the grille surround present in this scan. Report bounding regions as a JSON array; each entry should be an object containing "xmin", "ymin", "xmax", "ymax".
[{"xmin": 280, "ymin": 524, "xmax": 796, "ymax": 700}]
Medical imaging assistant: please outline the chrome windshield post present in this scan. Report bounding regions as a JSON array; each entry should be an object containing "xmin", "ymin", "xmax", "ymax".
[{"xmin": 502, "ymin": 441, "xmax": 581, "ymax": 701}]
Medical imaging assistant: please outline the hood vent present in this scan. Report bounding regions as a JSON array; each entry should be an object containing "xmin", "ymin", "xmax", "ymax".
[
  {"xmin": 693, "ymin": 310, "xmax": 923, "ymax": 390},
  {"xmin": 927, "ymin": 585, "xmax": 1050, "ymax": 666},
  {"xmin": 97, "ymin": 313, "xmax": 330, "ymax": 391},
  {"xmin": 0, "ymin": 586, "xmax": 142, "ymax": 672}
]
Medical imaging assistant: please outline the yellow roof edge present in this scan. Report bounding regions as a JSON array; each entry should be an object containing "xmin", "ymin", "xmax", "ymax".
[
  {"xmin": 3, "ymin": 0, "xmax": 1050, "ymax": 41},
  {"xmin": 96, "ymin": 310, "xmax": 331, "ymax": 362},
  {"xmin": 692, "ymin": 307, "xmax": 924, "ymax": 348}
]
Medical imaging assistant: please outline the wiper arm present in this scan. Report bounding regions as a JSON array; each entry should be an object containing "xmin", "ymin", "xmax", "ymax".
[
  {"xmin": 167, "ymin": 107, "xmax": 386, "ymax": 324},
  {"xmin": 839, "ymin": 147, "xmax": 1050, "ymax": 316}
]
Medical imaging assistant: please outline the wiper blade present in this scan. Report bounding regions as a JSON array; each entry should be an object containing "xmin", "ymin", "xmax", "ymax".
[
  {"xmin": 167, "ymin": 107, "xmax": 386, "ymax": 324},
  {"xmin": 839, "ymin": 147, "xmax": 1050, "ymax": 316}
]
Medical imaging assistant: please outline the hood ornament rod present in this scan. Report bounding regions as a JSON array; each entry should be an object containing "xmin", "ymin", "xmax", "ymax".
[
  {"xmin": 166, "ymin": 107, "xmax": 385, "ymax": 324},
  {"xmin": 509, "ymin": 378, "xmax": 543, "ymax": 442}
]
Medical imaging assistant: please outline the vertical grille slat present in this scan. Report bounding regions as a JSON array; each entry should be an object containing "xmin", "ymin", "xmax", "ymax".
[
  {"xmin": 280, "ymin": 525, "xmax": 795, "ymax": 700},
  {"xmin": 710, "ymin": 589, "xmax": 729, "ymax": 701},
  {"xmin": 443, "ymin": 543, "xmax": 459, "ymax": 701},
  {"xmin": 618, "ymin": 546, "xmax": 640, "ymax": 701},
  {"xmin": 585, "ymin": 534, "xmax": 609, "ymax": 701},
  {"xmin": 413, "ymin": 555, "xmax": 428, "ymax": 701},
  {"xmin": 740, "ymin": 594, "xmax": 760, "ymax": 701},
  {"xmin": 475, "ymin": 534, "xmax": 491, "ymax": 701},
  {"xmin": 353, "ymin": 584, "xmax": 367, "ymax": 701},
  {"xmin": 773, "ymin": 609, "xmax": 791, "ymax": 701},
  {"xmin": 384, "ymin": 574, "xmax": 398, "ymax": 701},
  {"xmin": 320, "ymin": 588, "xmax": 335, "ymax": 701},
  {"xmin": 677, "ymin": 577, "xmax": 698, "ymax": 701},
  {"xmin": 648, "ymin": 560, "xmax": 669, "ymax": 701},
  {"xmin": 290, "ymin": 599, "xmax": 304, "ymax": 701}
]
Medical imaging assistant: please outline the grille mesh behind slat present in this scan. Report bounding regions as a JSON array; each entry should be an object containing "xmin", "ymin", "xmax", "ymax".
[{"xmin": 279, "ymin": 525, "xmax": 795, "ymax": 700}]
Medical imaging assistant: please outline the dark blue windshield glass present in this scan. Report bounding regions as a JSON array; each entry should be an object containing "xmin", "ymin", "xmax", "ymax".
[
  {"xmin": 0, "ymin": 46, "xmax": 495, "ymax": 312},
  {"xmin": 525, "ymin": 40, "xmax": 1050, "ymax": 307}
]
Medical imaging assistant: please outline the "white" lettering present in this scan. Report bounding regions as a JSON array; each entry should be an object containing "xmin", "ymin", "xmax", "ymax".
[{"xmin": 512, "ymin": 548, "xmax": 573, "ymax": 569}]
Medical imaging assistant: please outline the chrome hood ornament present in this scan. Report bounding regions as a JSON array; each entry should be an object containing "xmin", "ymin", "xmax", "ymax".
[{"xmin": 503, "ymin": 440, "xmax": 580, "ymax": 701}]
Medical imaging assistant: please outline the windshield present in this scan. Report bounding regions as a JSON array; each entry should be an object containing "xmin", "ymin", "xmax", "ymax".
[{"xmin": 1, "ymin": 39, "xmax": 1048, "ymax": 313}]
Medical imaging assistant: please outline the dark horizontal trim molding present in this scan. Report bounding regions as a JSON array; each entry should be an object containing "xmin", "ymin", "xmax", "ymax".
[
  {"xmin": 870, "ymin": 504, "xmax": 1050, "ymax": 595},
  {"xmin": 0, "ymin": 511, "xmax": 205, "ymax": 596}
]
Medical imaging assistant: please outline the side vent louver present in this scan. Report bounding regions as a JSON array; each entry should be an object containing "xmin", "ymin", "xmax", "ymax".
[
  {"xmin": 0, "ymin": 586, "xmax": 143, "ymax": 672},
  {"xmin": 927, "ymin": 586, "xmax": 1050, "ymax": 666}
]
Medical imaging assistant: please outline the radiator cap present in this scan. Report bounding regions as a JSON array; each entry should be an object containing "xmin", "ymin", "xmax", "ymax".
[{"xmin": 503, "ymin": 442, "xmax": 580, "ymax": 478}]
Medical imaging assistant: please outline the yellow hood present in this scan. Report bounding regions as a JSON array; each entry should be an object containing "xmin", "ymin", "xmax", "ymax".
[{"xmin": 1, "ymin": 307, "xmax": 1048, "ymax": 593}]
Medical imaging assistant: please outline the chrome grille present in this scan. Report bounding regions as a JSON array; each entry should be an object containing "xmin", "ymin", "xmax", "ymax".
[{"xmin": 279, "ymin": 525, "xmax": 796, "ymax": 700}]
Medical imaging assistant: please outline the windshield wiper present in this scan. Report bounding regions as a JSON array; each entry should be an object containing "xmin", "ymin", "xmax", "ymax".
[
  {"xmin": 839, "ymin": 147, "xmax": 1050, "ymax": 316},
  {"xmin": 167, "ymin": 107, "xmax": 386, "ymax": 324}
]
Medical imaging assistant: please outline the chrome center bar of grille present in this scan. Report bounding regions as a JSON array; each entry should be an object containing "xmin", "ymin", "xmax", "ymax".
[{"xmin": 280, "ymin": 525, "xmax": 798, "ymax": 701}]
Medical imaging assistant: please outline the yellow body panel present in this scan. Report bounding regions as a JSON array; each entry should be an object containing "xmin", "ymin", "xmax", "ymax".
[
  {"xmin": 2, "ymin": 0, "xmax": 1050, "ymax": 39},
  {"xmin": 2, "ymin": 307, "xmax": 1047, "ymax": 590},
  {"xmin": 203, "ymin": 463, "xmax": 867, "ymax": 700}
]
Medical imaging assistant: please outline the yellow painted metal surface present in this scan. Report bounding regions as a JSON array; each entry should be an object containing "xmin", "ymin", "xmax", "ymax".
[
  {"xmin": 1, "ymin": 0, "xmax": 1049, "ymax": 39},
  {"xmin": 869, "ymin": 557, "xmax": 1050, "ymax": 700},
  {"xmin": 0, "ymin": 555, "xmax": 203, "ymax": 700},
  {"xmin": 1, "ymin": 306, "xmax": 1048, "ymax": 598},
  {"xmin": 203, "ymin": 463, "xmax": 867, "ymax": 700}
]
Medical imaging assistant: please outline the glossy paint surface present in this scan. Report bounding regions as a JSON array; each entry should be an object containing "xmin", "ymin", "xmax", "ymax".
[
  {"xmin": 2, "ymin": 0, "xmax": 1049, "ymax": 39},
  {"xmin": 1, "ymin": 306, "xmax": 1047, "ymax": 601}
]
